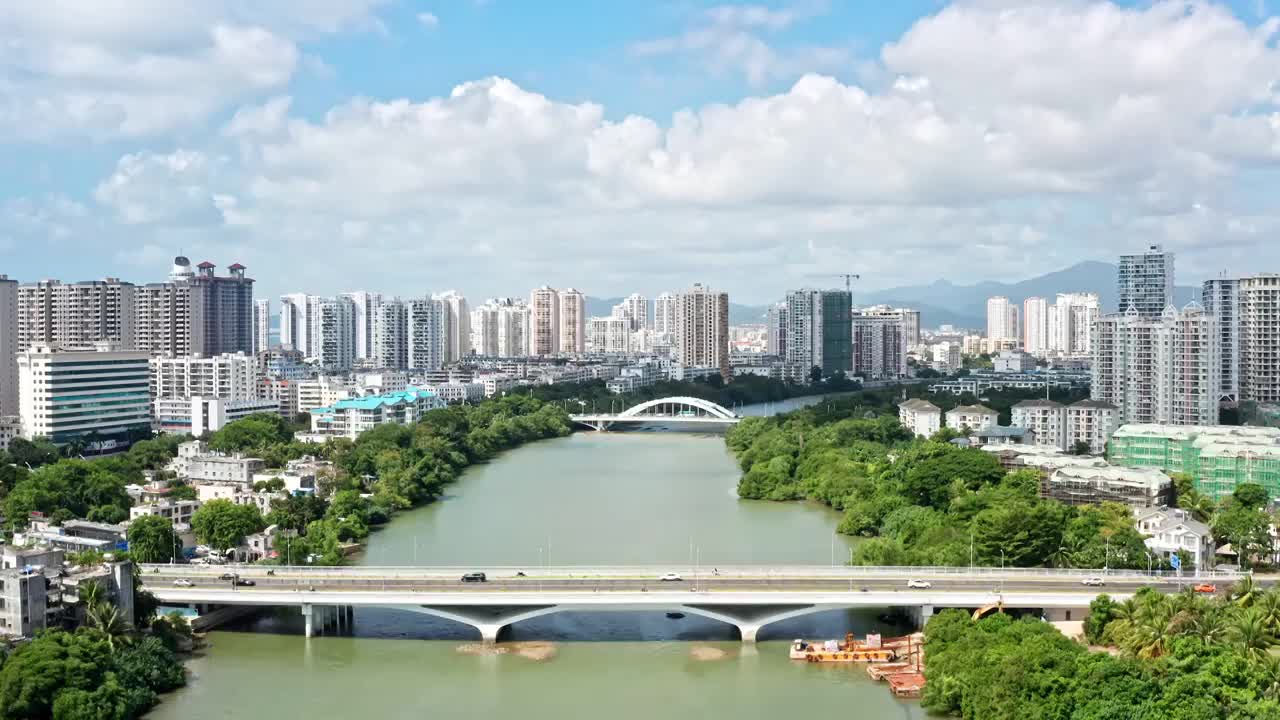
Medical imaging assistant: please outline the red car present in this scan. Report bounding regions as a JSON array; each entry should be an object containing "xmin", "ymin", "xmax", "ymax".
[{"xmin": 1193, "ymin": 583, "xmax": 1217, "ymax": 594}]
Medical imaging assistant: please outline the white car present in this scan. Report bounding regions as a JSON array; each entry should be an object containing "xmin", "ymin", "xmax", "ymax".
[
  {"xmin": 906, "ymin": 579, "xmax": 932, "ymax": 589},
  {"xmin": 659, "ymin": 572, "xmax": 683, "ymax": 582},
  {"xmin": 1081, "ymin": 577, "xmax": 1105, "ymax": 587},
  {"xmin": 172, "ymin": 578, "xmax": 194, "ymax": 587}
]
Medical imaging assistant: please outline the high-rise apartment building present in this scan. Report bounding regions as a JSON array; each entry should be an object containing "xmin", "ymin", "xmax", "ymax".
[
  {"xmin": 785, "ymin": 289, "xmax": 852, "ymax": 377},
  {"xmin": 1202, "ymin": 276, "xmax": 1241, "ymax": 403},
  {"xmin": 588, "ymin": 317, "xmax": 630, "ymax": 353},
  {"xmin": 17, "ymin": 278, "xmax": 137, "ymax": 351},
  {"xmin": 136, "ymin": 258, "xmax": 254, "ymax": 357},
  {"xmin": 653, "ymin": 293, "xmax": 676, "ymax": 337},
  {"xmin": 342, "ymin": 291, "xmax": 382, "ymax": 361},
  {"xmin": 373, "ymin": 300, "xmax": 408, "ymax": 369},
  {"xmin": 1051, "ymin": 293, "xmax": 1100, "ymax": 356},
  {"xmin": 406, "ymin": 298, "xmax": 446, "ymax": 371},
  {"xmin": 529, "ymin": 286, "xmax": 560, "ymax": 357},
  {"xmin": 766, "ymin": 302, "xmax": 787, "ymax": 357},
  {"xmin": 471, "ymin": 298, "xmax": 529, "ymax": 358},
  {"xmin": 1092, "ymin": 305, "xmax": 1219, "ymax": 426},
  {"xmin": 674, "ymin": 283, "xmax": 729, "ymax": 377},
  {"xmin": 150, "ymin": 352, "xmax": 260, "ymax": 402},
  {"xmin": 0, "ymin": 276, "xmax": 16, "ymax": 416},
  {"xmin": 279, "ymin": 293, "xmax": 310, "ymax": 354},
  {"xmin": 622, "ymin": 293, "xmax": 648, "ymax": 331},
  {"xmin": 559, "ymin": 288, "xmax": 586, "ymax": 355},
  {"xmin": 1240, "ymin": 274, "xmax": 1280, "ymax": 405},
  {"xmin": 986, "ymin": 296, "xmax": 1018, "ymax": 343},
  {"xmin": 898, "ymin": 309, "xmax": 921, "ymax": 348},
  {"xmin": 1023, "ymin": 297, "xmax": 1049, "ymax": 354},
  {"xmin": 308, "ymin": 296, "xmax": 355, "ymax": 371},
  {"xmin": 435, "ymin": 291, "xmax": 470, "ymax": 363},
  {"xmin": 1118, "ymin": 245, "xmax": 1174, "ymax": 319},
  {"xmin": 253, "ymin": 299, "xmax": 271, "ymax": 355},
  {"xmin": 18, "ymin": 343, "xmax": 152, "ymax": 447},
  {"xmin": 850, "ymin": 308, "xmax": 907, "ymax": 380}
]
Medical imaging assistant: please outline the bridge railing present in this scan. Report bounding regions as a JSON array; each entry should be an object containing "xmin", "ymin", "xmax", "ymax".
[{"xmin": 139, "ymin": 563, "xmax": 1247, "ymax": 581}]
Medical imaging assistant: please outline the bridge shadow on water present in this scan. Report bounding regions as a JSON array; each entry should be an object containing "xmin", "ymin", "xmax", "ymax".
[{"xmin": 216, "ymin": 606, "xmax": 914, "ymax": 643}]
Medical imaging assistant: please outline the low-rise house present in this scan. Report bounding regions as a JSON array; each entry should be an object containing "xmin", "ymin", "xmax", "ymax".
[
  {"xmin": 1133, "ymin": 507, "xmax": 1215, "ymax": 572},
  {"xmin": 1012, "ymin": 399, "xmax": 1067, "ymax": 451},
  {"xmin": 168, "ymin": 440, "xmax": 265, "ymax": 484},
  {"xmin": 197, "ymin": 484, "xmax": 282, "ymax": 515},
  {"xmin": 130, "ymin": 499, "xmax": 201, "ymax": 525},
  {"xmin": 1042, "ymin": 466, "xmax": 1173, "ymax": 508},
  {"xmin": 302, "ymin": 386, "xmax": 444, "ymax": 442},
  {"xmin": 60, "ymin": 520, "xmax": 127, "ymax": 545},
  {"xmin": 971, "ymin": 426, "xmax": 1036, "ymax": 447},
  {"xmin": 945, "ymin": 405, "xmax": 998, "ymax": 433},
  {"xmin": 898, "ymin": 399, "xmax": 941, "ymax": 438}
]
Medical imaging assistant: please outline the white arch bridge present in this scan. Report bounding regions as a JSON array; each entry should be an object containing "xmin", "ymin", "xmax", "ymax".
[{"xmin": 569, "ymin": 396, "xmax": 741, "ymax": 431}]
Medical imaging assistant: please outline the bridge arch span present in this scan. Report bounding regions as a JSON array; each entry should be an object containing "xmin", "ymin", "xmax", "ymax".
[{"xmin": 617, "ymin": 396, "xmax": 738, "ymax": 420}]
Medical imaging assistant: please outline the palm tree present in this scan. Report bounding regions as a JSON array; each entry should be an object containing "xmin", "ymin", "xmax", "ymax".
[
  {"xmin": 1119, "ymin": 596, "xmax": 1184, "ymax": 659},
  {"xmin": 85, "ymin": 603, "xmax": 132, "ymax": 649},
  {"xmin": 78, "ymin": 581, "xmax": 105, "ymax": 610},
  {"xmin": 1256, "ymin": 654, "xmax": 1280, "ymax": 702},
  {"xmin": 1182, "ymin": 604, "xmax": 1230, "ymax": 645},
  {"xmin": 1255, "ymin": 590, "xmax": 1280, "ymax": 634},
  {"xmin": 1232, "ymin": 576, "xmax": 1261, "ymax": 609},
  {"xmin": 1230, "ymin": 607, "xmax": 1276, "ymax": 660}
]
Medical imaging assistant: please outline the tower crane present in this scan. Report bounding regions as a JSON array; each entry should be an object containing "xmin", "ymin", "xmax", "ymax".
[{"xmin": 807, "ymin": 273, "xmax": 861, "ymax": 293}]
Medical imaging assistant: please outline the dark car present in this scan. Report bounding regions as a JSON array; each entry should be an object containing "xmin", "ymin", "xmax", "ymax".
[
  {"xmin": 234, "ymin": 578, "xmax": 255, "ymax": 587},
  {"xmin": 219, "ymin": 573, "xmax": 238, "ymax": 581},
  {"xmin": 460, "ymin": 572, "xmax": 487, "ymax": 583}
]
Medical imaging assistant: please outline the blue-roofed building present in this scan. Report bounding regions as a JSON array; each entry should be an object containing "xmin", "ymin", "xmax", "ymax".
[{"xmin": 301, "ymin": 386, "xmax": 445, "ymax": 441}]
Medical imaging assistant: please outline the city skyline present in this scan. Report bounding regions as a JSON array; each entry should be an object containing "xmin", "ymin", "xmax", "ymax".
[{"xmin": 4, "ymin": 1, "xmax": 1280, "ymax": 302}]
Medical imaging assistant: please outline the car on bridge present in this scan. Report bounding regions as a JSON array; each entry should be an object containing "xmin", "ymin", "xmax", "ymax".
[
  {"xmin": 659, "ymin": 572, "xmax": 683, "ymax": 582},
  {"xmin": 461, "ymin": 572, "xmax": 487, "ymax": 583},
  {"xmin": 1080, "ymin": 577, "xmax": 1105, "ymax": 587},
  {"xmin": 906, "ymin": 579, "xmax": 932, "ymax": 589},
  {"xmin": 235, "ymin": 578, "xmax": 256, "ymax": 587},
  {"xmin": 1194, "ymin": 583, "xmax": 1217, "ymax": 594},
  {"xmin": 173, "ymin": 578, "xmax": 194, "ymax": 587}
]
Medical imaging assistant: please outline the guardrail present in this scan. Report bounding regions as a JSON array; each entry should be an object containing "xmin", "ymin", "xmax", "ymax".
[{"xmin": 139, "ymin": 563, "xmax": 1246, "ymax": 581}]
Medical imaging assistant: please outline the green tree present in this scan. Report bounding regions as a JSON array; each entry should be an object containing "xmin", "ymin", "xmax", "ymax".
[
  {"xmin": 190, "ymin": 499, "xmax": 264, "ymax": 551},
  {"xmin": 1234, "ymin": 482, "xmax": 1271, "ymax": 510},
  {"xmin": 126, "ymin": 515, "xmax": 179, "ymax": 564}
]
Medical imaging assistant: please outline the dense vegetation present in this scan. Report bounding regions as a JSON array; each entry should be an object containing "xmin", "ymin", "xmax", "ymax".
[
  {"xmin": 197, "ymin": 395, "xmax": 572, "ymax": 564},
  {"xmin": 1, "ymin": 435, "xmax": 186, "ymax": 531},
  {"xmin": 924, "ymin": 581, "xmax": 1280, "ymax": 719},
  {"xmin": 727, "ymin": 394, "xmax": 1187, "ymax": 569},
  {"xmin": 527, "ymin": 373, "xmax": 861, "ymax": 413}
]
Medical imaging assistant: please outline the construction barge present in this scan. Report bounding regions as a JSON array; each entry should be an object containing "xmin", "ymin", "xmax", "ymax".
[{"xmin": 788, "ymin": 633, "xmax": 915, "ymax": 664}]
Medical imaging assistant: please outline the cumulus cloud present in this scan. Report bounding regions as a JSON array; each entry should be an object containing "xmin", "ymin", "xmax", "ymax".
[
  {"xmin": 630, "ymin": 2, "xmax": 849, "ymax": 86},
  {"xmin": 417, "ymin": 12, "xmax": 440, "ymax": 29},
  {"xmin": 21, "ymin": 0, "xmax": 1280, "ymax": 301},
  {"xmin": 0, "ymin": 1, "xmax": 387, "ymax": 139}
]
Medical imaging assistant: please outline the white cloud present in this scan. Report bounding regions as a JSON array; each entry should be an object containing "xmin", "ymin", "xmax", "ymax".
[
  {"xmin": 630, "ymin": 2, "xmax": 849, "ymax": 86},
  {"xmin": 417, "ymin": 12, "xmax": 440, "ymax": 29},
  {"xmin": 33, "ymin": 0, "xmax": 1280, "ymax": 301},
  {"xmin": 0, "ymin": 1, "xmax": 387, "ymax": 139}
]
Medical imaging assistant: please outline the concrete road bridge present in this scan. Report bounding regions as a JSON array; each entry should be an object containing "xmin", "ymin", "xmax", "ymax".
[
  {"xmin": 569, "ymin": 396, "xmax": 741, "ymax": 431},
  {"xmin": 140, "ymin": 564, "xmax": 1241, "ymax": 643}
]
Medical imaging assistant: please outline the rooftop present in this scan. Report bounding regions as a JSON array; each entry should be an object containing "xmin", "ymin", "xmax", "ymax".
[
  {"xmin": 1013, "ymin": 399, "xmax": 1063, "ymax": 408},
  {"xmin": 315, "ymin": 386, "xmax": 437, "ymax": 414},
  {"xmin": 948, "ymin": 404, "xmax": 998, "ymax": 416},
  {"xmin": 899, "ymin": 398, "xmax": 940, "ymax": 412}
]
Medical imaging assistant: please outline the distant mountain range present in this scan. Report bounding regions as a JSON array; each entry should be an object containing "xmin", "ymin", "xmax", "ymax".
[
  {"xmin": 849, "ymin": 261, "xmax": 1198, "ymax": 329},
  {"xmin": 593, "ymin": 261, "xmax": 1199, "ymax": 331}
]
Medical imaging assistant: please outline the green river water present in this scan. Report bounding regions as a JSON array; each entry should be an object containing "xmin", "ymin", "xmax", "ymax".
[{"xmin": 147, "ymin": 397, "xmax": 928, "ymax": 720}]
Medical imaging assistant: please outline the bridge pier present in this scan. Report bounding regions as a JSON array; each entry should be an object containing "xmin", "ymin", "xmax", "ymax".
[{"xmin": 303, "ymin": 603, "xmax": 314, "ymax": 638}]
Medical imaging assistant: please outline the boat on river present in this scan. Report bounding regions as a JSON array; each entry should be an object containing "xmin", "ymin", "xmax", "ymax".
[{"xmin": 789, "ymin": 634, "xmax": 898, "ymax": 663}]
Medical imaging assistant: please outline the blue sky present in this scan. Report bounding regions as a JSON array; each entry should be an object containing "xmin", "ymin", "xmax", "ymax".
[{"xmin": 3, "ymin": 0, "xmax": 1280, "ymax": 303}]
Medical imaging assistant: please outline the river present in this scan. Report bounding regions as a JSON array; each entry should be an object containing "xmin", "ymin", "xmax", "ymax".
[{"xmin": 148, "ymin": 395, "xmax": 927, "ymax": 719}]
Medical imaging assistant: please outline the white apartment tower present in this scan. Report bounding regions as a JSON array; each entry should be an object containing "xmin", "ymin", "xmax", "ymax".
[
  {"xmin": 766, "ymin": 302, "xmax": 787, "ymax": 357},
  {"xmin": 674, "ymin": 283, "xmax": 729, "ymax": 377},
  {"xmin": 253, "ymin": 299, "xmax": 271, "ymax": 355},
  {"xmin": 470, "ymin": 304, "xmax": 499, "ymax": 358},
  {"xmin": 559, "ymin": 288, "xmax": 586, "ymax": 355},
  {"xmin": 1202, "ymin": 276, "xmax": 1241, "ymax": 403},
  {"xmin": 17, "ymin": 278, "xmax": 136, "ymax": 351},
  {"xmin": 1118, "ymin": 245, "xmax": 1175, "ymax": 319},
  {"xmin": 150, "ymin": 352, "xmax": 260, "ymax": 400},
  {"xmin": 1023, "ymin": 297, "xmax": 1049, "ymax": 354},
  {"xmin": 1051, "ymin": 293, "xmax": 1100, "ymax": 356},
  {"xmin": 373, "ymin": 300, "xmax": 408, "ymax": 369},
  {"xmin": 472, "ymin": 298, "xmax": 530, "ymax": 358},
  {"xmin": 341, "ymin": 291, "xmax": 383, "ymax": 361},
  {"xmin": 986, "ymin": 296, "xmax": 1019, "ymax": 343},
  {"xmin": 1240, "ymin": 274, "xmax": 1280, "ymax": 405},
  {"xmin": 279, "ymin": 293, "xmax": 310, "ymax": 354},
  {"xmin": 1091, "ymin": 304, "xmax": 1219, "ymax": 426},
  {"xmin": 623, "ymin": 293, "xmax": 648, "ymax": 331},
  {"xmin": 529, "ymin": 286, "xmax": 560, "ymax": 357},
  {"xmin": 588, "ymin": 317, "xmax": 630, "ymax": 353},
  {"xmin": 653, "ymin": 293, "xmax": 677, "ymax": 337},
  {"xmin": 0, "ymin": 276, "xmax": 16, "ymax": 416},
  {"xmin": 308, "ymin": 296, "xmax": 355, "ymax": 371},
  {"xmin": 406, "ymin": 298, "xmax": 447, "ymax": 371},
  {"xmin": 435, "ymin": 291, "xmax": 470, "ymax": 363}
]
